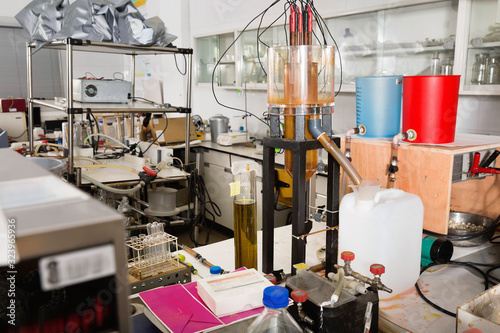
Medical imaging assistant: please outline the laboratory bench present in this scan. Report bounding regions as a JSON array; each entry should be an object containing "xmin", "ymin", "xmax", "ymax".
[{"xmin": 129, "ymin": 220, "xmax": 500, "ymax": 332}]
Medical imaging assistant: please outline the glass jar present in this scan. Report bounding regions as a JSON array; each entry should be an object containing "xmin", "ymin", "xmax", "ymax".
[
  {"xmin": 486, "ymin": 55, "xmax": 500, "ymax": 84},
  {"xmin": 472, "ymin": 53, "xmax": 489, "ymax": 85}
]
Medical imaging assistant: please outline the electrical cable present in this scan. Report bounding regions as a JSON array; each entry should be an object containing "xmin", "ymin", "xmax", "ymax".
[
  {"xmin": 174, "ymin": 54, "xmax": 187, "ymax": 75},
  {"xmin": 8, "ymin": 129, "xmax": 28, "ymax": 139},
  {"xmin": 187, "ymin": 169, "xmax": 221, "ymax": 247},
  {"xmin": 415, "ymin": 261, "xmax": 490, "ymax": 317},
  {"xmin": 211, "ymin": 1, "xmax": 282, "ymax": 127},
  {"xmin": 256, "ymin": 3, "xmax": 290, "ymax": 76},
  {"xmin": 486, "ymin": 265, "xmax": 500, "ymax": 285},
  {"xmin": 490, "ymin": 235, "xmax": 500, "ymax": 244},
  {"xmin": 143, "ymin": 113, "xmax": 168, "ymax": 154}
]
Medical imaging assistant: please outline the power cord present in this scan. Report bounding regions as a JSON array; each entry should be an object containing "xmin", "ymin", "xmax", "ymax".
[
  {"xmin": 188, "ymin": 169, "xmax": 221, "ymax": 247},
  {"xmin": 415, "ymin": 261, "xmax": 490, "ymax": 317},
  {"xmin": 143, "ymin": 113, "xmax": 168, "ymax": 155}
]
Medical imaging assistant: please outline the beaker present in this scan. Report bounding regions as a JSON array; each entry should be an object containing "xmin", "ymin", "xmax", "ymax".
[{"xmin": 232, "ymin": 165, "xmax": 257, "ymax": 270}]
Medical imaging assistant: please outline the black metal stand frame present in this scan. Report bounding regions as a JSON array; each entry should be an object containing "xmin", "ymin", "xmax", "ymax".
[{"xmin": 262, "ymin": 136, "xmax": 341, "ymax": 275}]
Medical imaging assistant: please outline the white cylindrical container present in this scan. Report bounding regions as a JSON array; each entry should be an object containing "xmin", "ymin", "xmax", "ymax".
[{"xmin": 339, "ymin": 180, "xmax": 423, "ymax": 299}]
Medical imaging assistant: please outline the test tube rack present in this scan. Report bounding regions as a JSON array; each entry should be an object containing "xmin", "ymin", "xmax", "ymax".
[{"xmin": 125, "ymin": 222, "xmax": 182, "ymax": 281}]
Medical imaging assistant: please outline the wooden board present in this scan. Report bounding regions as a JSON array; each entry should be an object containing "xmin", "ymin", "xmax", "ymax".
[{"xmin": 339, "ymin": 137, "xmax": 500, "ymax": 234}]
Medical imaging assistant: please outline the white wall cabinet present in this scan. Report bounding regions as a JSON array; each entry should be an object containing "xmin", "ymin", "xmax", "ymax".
[
  {"xmin": 326, "ymin": 0, "xmax": 458, "ymax": 92},
  {"xmin": 456, "ymin": 0, "xmax": 500, "ymax": 95}
]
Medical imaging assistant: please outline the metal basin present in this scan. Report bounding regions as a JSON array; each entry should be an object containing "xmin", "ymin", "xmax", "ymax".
[
  {"xmin": 448, "ymin": 212, "xmax": 496, "ymax": 247},
  {"xmin": 27, "ymin": 157, "xmax": 66, "ymax": 177}
]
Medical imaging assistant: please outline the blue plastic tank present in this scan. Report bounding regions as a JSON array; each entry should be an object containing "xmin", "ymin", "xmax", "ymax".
[{"xmin": 355, "ymin": 76, "xmax": 403, "ymax": 138}]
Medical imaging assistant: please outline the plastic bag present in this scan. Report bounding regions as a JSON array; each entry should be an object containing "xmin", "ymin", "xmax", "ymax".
[{"xmin": 15, "ymin": 0, "xmax": 177, "ymax": 47}]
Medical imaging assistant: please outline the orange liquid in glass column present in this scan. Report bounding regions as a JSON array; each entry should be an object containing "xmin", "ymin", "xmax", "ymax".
[{"xmin": 284, "ymin": 60, "xmax": 318, "ymax": 182}]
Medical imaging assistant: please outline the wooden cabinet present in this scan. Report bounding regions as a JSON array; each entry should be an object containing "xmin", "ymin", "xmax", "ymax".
[{"xmin": 342, "ymin": 135, "xmax": 500, "ymax": 234}]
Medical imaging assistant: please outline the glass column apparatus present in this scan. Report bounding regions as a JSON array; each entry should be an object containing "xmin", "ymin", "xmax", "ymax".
[{"xmin": 267, "ymin": 45, "xmax": 336, "ymax": 182}]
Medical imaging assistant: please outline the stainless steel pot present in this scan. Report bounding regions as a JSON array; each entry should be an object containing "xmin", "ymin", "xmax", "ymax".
[
  {"xmin": 448, "ymin": 212, "xmax": 496, "ymax": 247},
  {"xmin": 209, "ymin": 114, "xmax": 229, "ymax": 143}
]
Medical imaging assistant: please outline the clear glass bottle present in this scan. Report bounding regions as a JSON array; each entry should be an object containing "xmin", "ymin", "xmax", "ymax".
[
  {"xmin": 486, "ymin": 55, "xmax": 500, "ymax": 84},
  {"xmin": 246, "ymin": 286, "xmax": 302, "ymax": 333},
  {"xmin": 472, "ymin": 53, "xmax": 489, "ymax": 85},
  {"xmin": 440, "ymin": 57, "xmax": 453, "ymax": 75},
  {"xmin": 430, "ymin": 52, "xmax": 440, "ymax": 75}
]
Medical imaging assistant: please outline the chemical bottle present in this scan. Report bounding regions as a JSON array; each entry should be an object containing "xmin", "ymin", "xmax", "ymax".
[
  {"xmin": 98, "ymin": 120, "xmax": 104, "ymax": 133},
  {"xmin": 33, "ymin": 126, "xmax": 44, "ymax": 140},
  {"xmin": 231, "ymin": 161, "xmax": 258, "ymax": 270},
  {"xmin": 430, "ymin": 52, "xmax": 440, "ymax": 75},
  {"xmin": 339, "ymin": 180, "xmax": 423, "ymax": 299},
  {"xmin": 246, "ymin": 286, "xmax": 302, "ymax": 333},
  {"xmin": 107, "ymin": 121, "xmax": 117, "ymax": 139}
]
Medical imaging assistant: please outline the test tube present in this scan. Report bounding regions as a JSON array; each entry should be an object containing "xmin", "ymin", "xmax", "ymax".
[
  {"xmin": 130, "ymin": 236, "xmax": 138, "ymax": 266},
  {"xmin": 138, "ymin": 234, "xmax": 146, "ymax": 268}
]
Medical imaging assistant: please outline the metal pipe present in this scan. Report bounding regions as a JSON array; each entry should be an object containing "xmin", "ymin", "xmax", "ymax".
[
  {"xmin": 130, "ymin": 54, "xmax": 136, "ymax": 137},
  {"xmin": 27, "ymin": 41, "xmax": 34, "ymax": 153},
  {"xmin": 67, "ymin": 40, "xmax": 75, "ymax": 176},
  {"xmin": 184, "ymin": 53, "xmax": 193, "ymax": 170},
  {"xmin": 308, "ymin": 119, "xmax": 362, "ymax": 185},
  {"xmin": 388, "ymin": 130, "xmax": 417, "ymax": 187}
]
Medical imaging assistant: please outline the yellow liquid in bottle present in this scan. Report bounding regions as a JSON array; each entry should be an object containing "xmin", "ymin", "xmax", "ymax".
[{"xmin": 233, "ymin": 199, "xmax": 257, "ymax": 270}]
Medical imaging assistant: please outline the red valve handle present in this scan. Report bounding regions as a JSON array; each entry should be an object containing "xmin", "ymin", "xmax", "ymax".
[
  {"xmin": 341, "ymin": 251, "xmax": 355, "ymax": 262},
  {"xmin": 370, "ymin": 263, "xmax": 385, "ymax": 275},
  {"xmin": 264, "ymin": 274, "xmax": 277, "ymax": 285},
  {"xmin": 291, "ymin": 289, "xmax": 308, "ymax": 303},
  {"xmin": 142, "ymin": 166, "xmax": 157, "ymax": 177}
]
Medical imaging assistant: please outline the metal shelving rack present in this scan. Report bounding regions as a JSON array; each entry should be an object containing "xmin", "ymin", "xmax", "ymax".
[{"xmin": 27, "ymin": 38, "xmax": 193, "ymax": 180}]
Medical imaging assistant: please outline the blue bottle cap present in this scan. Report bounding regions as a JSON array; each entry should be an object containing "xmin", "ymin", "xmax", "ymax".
[
  {"xmin": 210, "ymin": 266, "xmax": 221, "ymax": 275},
  {"xmin": 262, "ymin": 286, "xmax": 289, "ymax": 309}
]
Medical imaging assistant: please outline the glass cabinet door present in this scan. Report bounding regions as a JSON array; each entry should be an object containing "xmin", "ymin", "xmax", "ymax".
[
  {"xmin": 239, "ymin": 26, "xmax": 287, "ymax": 88},
  {"xmin": 326, "ymin": 0, "xmax": 457, "ymax": 92},
  {"xmin": 464, "ymin": 0, "xmax": 500, "ymax": 90},
  {"xmin": 195, "ymin": 33, "xmax": 236, "ymax": 87},
  {"xmin": 195, "ymin": 35, "xmax": 219, "ymax": 85}
]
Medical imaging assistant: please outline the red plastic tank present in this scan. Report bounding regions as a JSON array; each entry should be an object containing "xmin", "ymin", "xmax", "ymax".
[{"xmin": 402, "ymin": 75, "xmax": 460, "ymax": 143}]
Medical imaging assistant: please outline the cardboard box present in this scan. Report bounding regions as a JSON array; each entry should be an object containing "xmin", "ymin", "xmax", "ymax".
[
  {"xmin": 457, "ymin": 283, "xmax": 500, "ymax": 332},
  {"xmin": 197, "ymin": 268, "xmax": 273, "ymax": 317},
  {"xmin": 144, "ymin": 116, "xmax": 196, "ymax": 144}
]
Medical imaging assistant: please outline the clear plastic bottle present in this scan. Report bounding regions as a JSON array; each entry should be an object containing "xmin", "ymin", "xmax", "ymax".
[{"xmin": 246, "ymin": 286, "xmax": 302, "ymax": 333}]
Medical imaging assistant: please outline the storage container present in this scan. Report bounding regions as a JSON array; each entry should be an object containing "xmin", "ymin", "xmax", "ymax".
[
  {"xmin": 402, "ymin": 75, "xmax": 460, "ymax": 143},
  {"xmin": 339, "ymin": 180, "xmax": 424, "ymax": 298},
  {"xmin": 355, "ymin": 76, "xmax": 403, "ymax": 138}
]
